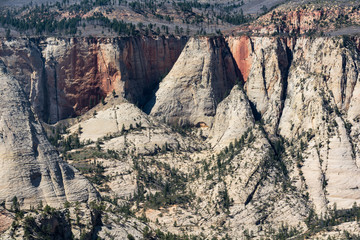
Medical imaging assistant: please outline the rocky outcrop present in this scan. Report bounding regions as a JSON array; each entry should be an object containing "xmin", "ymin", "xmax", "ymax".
[
  {"xmin": 0, "ymin": 39, "xmax": 46, "ymax": 122},
  {"xmin": 244, "ymin": 37, "xmax": 290, "ymax": 134},
  {"xmin": 67, "ymin": 97, "xmax": 202, "ymax": 155},
  {"xmin": 208, "ymin": 86, "xmax": 254, "ymax": 149},
  {"xmin": 4, "ymin": 33, "xmax": 360, "ymax": 238},
  {"xmin": 227, "ymin": 36, "xmax": 290, "ymax": 135},
  {"xmin": 146, "ymin": 35, "xmax": 360, "ymax": 217},
  {"xmin": 234, "ymin": 4, "xmax": 360, "ymax": 36},
  {"xmin": 0, "ymin": 62, "xmax": 97, "ymax": 209},
  {"xmin": 0, "ymin": 36, "xmax": 187, "ymax": 123},
  {"xmin": 148, "ymin": 37, "xmax": 240, "ymax": 127},
  {"xmin": 119, "ymin": 36, "xmax": 188, "ymax": 104},
  {"xmin": 279, "ymin": 37, "xmax": 360, "ymax": 213}
]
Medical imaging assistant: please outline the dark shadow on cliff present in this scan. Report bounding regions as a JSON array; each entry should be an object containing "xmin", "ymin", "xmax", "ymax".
[
  {"xmin": 141, "ymin": 71, "xmax": 169, "ymax": 114},
  {"xmin": 141, "ymin": 80, "xmax": 160, "ymax": 114}
]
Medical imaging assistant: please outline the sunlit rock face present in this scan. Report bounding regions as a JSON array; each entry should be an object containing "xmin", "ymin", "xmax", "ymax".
[{"xmin": 0, "ymin": 62, "xmax": 98, "ymax": 208}]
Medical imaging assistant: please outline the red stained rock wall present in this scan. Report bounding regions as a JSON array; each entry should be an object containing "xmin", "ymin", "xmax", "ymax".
[
  {"xmin": 226, "ymin": 36, "xmax": 253, "ymax": 82},
  {"xmin": 0, "ymin": 36, "xmax": 187, "ymax": 123}
]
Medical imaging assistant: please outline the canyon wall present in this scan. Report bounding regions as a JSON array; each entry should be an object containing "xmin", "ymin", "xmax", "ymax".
[
  {"xmin": 0, "ymin": 36, "xmax": 187, "ymax": 123},
  {"xmin": 232, "ymin": 35, "xmax": 360, "ymax": 214},
  {"xmin": 2, "ymin": 33, "xmax": 360, "ymax": 221},
  {"xmin": 0, "ymin": 61, "xmax": 98, "ymax": 208},
  {"xmin": 149, "ymin": 35, "xmax": 360, "ymax": 215},
  {"xmin": 234, "ymin": 5, "xmax": 360, "ymax": 36},
  {"xmin": 149, "ymin": 37, "xmax": 240, "ymax": 127}
]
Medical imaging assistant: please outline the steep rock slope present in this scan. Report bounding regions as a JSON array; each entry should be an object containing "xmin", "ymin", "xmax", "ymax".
[
  {"xmin": 245, "ymin": 37, "xmax": 290, "ymax": 135},
  {"xmin": 207, "ymin": 86, "xmax": 255, "ymax": 149},
  {"xmin": 226, "ymin": 35, "xmax": 253, "ymax": 82},
  {"xmin": 148, "ymin": 37, "xmax": 240, "ymax": 127},
  {"xmin": 143, "ymin": 35, "xmax": 360, "ymax": 236},
  {"xmin": 69, "ymin": 35, "xmax": 360, "ymax": 238},
  {"xmin": 0, "ymin": 39, "xmax": 46, "ymax": 122},
  {"xmin": 0, "ymin": 61, "xmax": 97, "ymax": 209},
  {"xmin": 227, "ymin": 35, "xmax": 360, "ymax": 215},
  {"xmin": 188, "ymin": 125, "xmax": 308, "ymax": 239},
  {"xmin": 4, "ymin": 34, "xmax": 360, "ymax": 239},
  {"xmin": 0, "ymin": 36, "xmax": 187, "ymax": 123},
  {"xmin": 228, "ymin": 36, "xmax": 291, "ymax": 135},
  {"xmin": 279, "ymin": 37, "xmax": 360, "ymax": 214}
]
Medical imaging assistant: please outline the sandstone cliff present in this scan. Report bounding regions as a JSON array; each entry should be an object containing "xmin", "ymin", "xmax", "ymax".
[
  {"xmin": 148, "ymin": 37, "xmax": 240, "ymax": 127},
  {"xmin": 207, "ymin": 86, "xmax": 254, "ymax": 149},
  {"xmin": 0, "ymin": 36, "xmax": 187, "ymax": 123},
  {"xmin": 139, "ymin": 35, "xmax": 360, "ymax": 237},
  {"xmin": 227, "ymin": 36, "xmax": 291, "ymax": 135},
  {"xmin": 279, "ymin": 37, "xmax": 360, "ymax": 214},
  {"xmin": 3, "ymin": 34, "xmax": 360, "ymax": 239},
  {"xmin": 0, "ymin": 61, "xmax": 97, "ymax": 209}
]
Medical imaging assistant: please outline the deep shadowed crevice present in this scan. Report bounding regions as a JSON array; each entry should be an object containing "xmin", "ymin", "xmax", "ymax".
[
  {"xmin": 276, "ymin": 41, "xmax": 293, "ymax": 132},
  {"xmin": 249, "ymin": 100, "xmax": 262, "ymax": 122},
  {"xmin": 41, "ymin": 59, "xmax": 50, "ymax": 123},
  {"xmin": 30, "ymin": 172, "xmax": 42, "ymax": 187},
  {"xmin": 210, "ymin": 36, "xmax": 241, "ymax": 109},
  {"xmin": 141, "ymin": 72, "xmax": 167, "ymax": 114},
  {"xmin": 223, "ymin": 36, "xmax": 245, "ymax": 87},
  {"xmin": 282, "ymin": 44, "xmax": 293, "ymax": 102},
  {"xmin": 245, "ymin": 178, "xmax": 262, "ymax": 205},
  {"xmin": 32, "ymin": 38, "xmax": 51, "ymax": 124},
  {"xmin": 127, "ymin": 36, "xmax": 189, "ymax": 112},
  {"xmin": 142, "ymin": 85, "xmax": 159, "ymax": 114},
  {"xmin": 144, "ymin": 36, "xmax": 240, "ymax": 115},
  {"xmin": 53, "ymin": 60, "xmax": 60, "ymax": 122}
]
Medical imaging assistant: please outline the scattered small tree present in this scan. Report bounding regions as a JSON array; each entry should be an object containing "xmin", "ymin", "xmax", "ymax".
[
  {"xmin": 11, "ymin": 196, "xmax": 20, "ymax": 212},
  {"xmin": 96, "ymin": 139, "xmax": 102, "ymax": 151}
]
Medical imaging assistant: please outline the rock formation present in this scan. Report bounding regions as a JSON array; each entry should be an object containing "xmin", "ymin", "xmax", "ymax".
[
  {"xmin": 207, "ymin": 86, "xmax": 254, "ymax": 149},
  {"xmin": 0, "ymin": 36, "xmax": 187, "ymax": 123},
  {"xmin": 0, "ymin": 61, "xmax": 97, "ymax": 209},
  {"xmin": 226, "ymin": 35, "xmax": 253, "ymax": 82},
  {"xmin": 148, "ymin": 37, "xmax": 240, "ymax": 127},
  {"xmin": 279, "ymin": 36, "xmax": 360, "ymax": 213},
  {"xmin": 234, "ymin": 3, "xmax": 360, "ymax": 36},
  {"xmin": 67, "ymin": 99, "xmax": 201, "ymax": 155},
  {"xmin": 228, "ymin": 36, "xmax": 290, "ymax": 135},
  {"xmin": 3, "ymin": 33, "xmax": 360, "ymax": 239}
]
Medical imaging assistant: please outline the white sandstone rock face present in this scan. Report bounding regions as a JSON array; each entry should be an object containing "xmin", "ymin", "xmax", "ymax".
[
  {"xmin": 68, "ymin": 100, "xmax": 201, "ymax": 155},
  {"xmin": 149, "ymin": 36, "xmax": 239, "ymax": 127},
  {"xmin": 291, "ymin": 38, "xmax": 359, "ymax": 112},
  {"xmin": 3, "ymin": 35, "xmax": 360, "ymax": 238},
  {"xmin": 68, "ymin": 102, "xmax": 151, "ymax": 142},
  {"xmin": 244, "ymin": 37, "xmax": 289, "ymax": 135},
  {"xmin": 147, "ymin": 36, "xmax": 360, "ymax": 222},
  {"xmin": 0, "ymin": 62, "xmax": 97, "ymax": 209},
  {"xmin": 208, "ymin": 86, "xmax": 255, "ymax": 150},
  {"xmin": 279, "ymin": 37, "xmax": 360, "ymax": 214}
]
